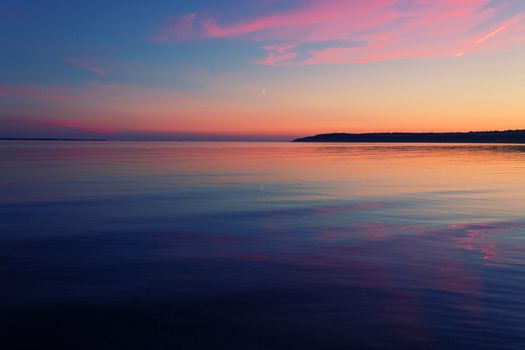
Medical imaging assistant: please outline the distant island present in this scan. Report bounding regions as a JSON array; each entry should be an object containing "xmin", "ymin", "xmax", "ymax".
[
  {"xmin": 293, "ymin": 130, "xmax": 525, "ymax": 143},
  {"xmin": 0, "ymin": 138, "xmax": 107, "ymax": 141}
]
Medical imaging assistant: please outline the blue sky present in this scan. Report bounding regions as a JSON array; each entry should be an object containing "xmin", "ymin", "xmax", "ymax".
[{"xmin": 2, "ymin": 0, "xmax": 525, "ymax": 140}]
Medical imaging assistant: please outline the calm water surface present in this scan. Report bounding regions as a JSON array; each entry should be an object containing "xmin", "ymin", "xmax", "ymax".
[{"xmin": 1, "ymin": 141, "xmax": 525, "ymax": 349}]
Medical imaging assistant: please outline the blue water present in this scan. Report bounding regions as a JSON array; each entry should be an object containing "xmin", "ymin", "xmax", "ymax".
[{"xmin": 1, "ymin": 141, "xmax": 525, "ymax": 349}]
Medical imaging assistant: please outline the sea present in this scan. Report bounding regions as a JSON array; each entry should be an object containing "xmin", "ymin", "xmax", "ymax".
[{"xmin": 1, "ymin": 141, "xmax": 525, "ymax": 349}]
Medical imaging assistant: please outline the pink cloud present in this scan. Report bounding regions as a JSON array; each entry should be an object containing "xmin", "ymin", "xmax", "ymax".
[
  {"xmin": 66, "ymin": 57, "xmax": 108, "ymax": 76},
  {"xmin": 0, "ymin": 84, "xmax": 80, "ymax": 100},
  {"xmin": 151, "ymin": 0, "xmax": 525, "ymax": 65},
  {"xmin": 0, "ymin": 82, "xmax": 174, "ymax": 101},
  {"xmin": 457, "ymin": 10, "xmax": 525, "ymax": 56},
  {"xmin": 5, "ymin": 117, "xmax": 118, "ymax": 134},
  {"xmin": 0, "ymin": 81, "xmax": 242, "ymax": 133},
  {"xmin": 0, "ymin": 82, "xmax": 131, "ymax": 101}
]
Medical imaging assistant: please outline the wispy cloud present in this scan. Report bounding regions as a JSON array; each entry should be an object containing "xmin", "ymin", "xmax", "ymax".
[
  {"xmin": 0, "ymin": 84, "xmax": 80, "ymax": 100},
  {"xmin": 148, "ymin": 13, "xmax": 198, "ymax": 42},
  {"xmin": 457, "ymin": 11, "xmax": 525, "ymax": 56},
  {"xmin": 66, "ymin": 57, "xmax": 108, "ymax": 76},
  {"xmin": 150, "ymin": 0, "xmax": 525, "ymax": 65},
  {"xmin": 0, "ymin": 80, "xmax": 310, "ymax": 138},
  {"xmin": 6, "ymin": 117, "xmax": 118, "ymax": 134},
  {"xmin": 0, "ymin": 82, "xmax": 176, "ymax": 101}
]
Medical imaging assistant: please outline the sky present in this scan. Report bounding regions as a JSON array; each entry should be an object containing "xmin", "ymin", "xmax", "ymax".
[{"xmin": 1, "ymin": 0, "xmax": 525, "ymax": 140}]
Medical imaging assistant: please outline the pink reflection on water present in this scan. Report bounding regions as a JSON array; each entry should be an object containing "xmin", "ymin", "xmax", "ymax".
[
  {"xmin": 424, "ymin": 222, "xmax": 524, "ymax": 266},
  {"xmin": 317, "ymin": 223, "xmax": 424, "ymax": 242},
  {"xmin": 315, "ymin": 203, "xmax": 383, "ymax": 216}
]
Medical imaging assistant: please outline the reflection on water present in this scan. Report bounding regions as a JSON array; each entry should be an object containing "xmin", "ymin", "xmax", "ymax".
[{"xmin": 1, "ymin": 141, "xmax": 525, "ymax": 349}]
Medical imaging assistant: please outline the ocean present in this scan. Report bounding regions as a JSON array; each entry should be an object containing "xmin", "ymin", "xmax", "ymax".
[{"xmin": 2, "ymin": 141, "xmax": 525, "ymax": 349}]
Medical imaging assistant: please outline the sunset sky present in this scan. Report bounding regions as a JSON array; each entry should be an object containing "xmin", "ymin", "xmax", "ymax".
[{"xmin": 2, "ymin": 0, "xmax": 525, "ymax": 140}]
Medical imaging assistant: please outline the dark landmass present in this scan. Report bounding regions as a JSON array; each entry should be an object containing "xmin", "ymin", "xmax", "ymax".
[
  {"xmin": 293, "ymin": 130, "xmax": 525, "ymax": 143},
  {"xmin": 0, "ymin": 138, "xmax": 107, "ymax": 141}
]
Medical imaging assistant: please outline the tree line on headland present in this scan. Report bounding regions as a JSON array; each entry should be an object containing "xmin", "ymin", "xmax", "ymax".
[{"xmin": 293, "ymin": 130, "xmax": 525, "ymax": 143}]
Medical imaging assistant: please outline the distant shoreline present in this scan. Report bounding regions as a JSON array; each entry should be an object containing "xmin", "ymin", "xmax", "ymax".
[
  {"xmin": 0, "ymin": 138, "xmax": 107, "ymax": 142},
  {"xmin": 293, "ymin": 130, "xmax": 525, "ymax": 143}
]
